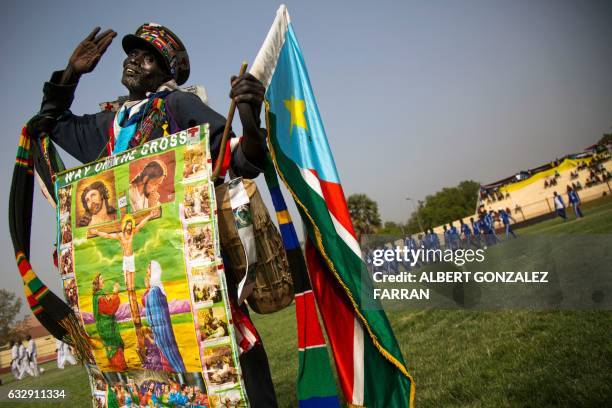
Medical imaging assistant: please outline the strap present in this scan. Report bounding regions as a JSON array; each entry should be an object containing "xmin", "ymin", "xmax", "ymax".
[
  {"xmin": 9, "ymin": 127, "xmax": 93, "ymax": 362},
  {"xmin": 227, "ymin": 177, "xmax": 258, "ymax": 304}
]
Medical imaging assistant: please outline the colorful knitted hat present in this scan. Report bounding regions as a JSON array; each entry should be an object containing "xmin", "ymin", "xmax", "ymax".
[{"xmin": 122, "ymin": 23, "xmax": 190, "ymax": 85}]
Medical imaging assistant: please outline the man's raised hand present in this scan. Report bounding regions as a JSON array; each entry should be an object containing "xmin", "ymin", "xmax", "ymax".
[{"xmin": 63, "ymin": 27, "xmax": 117, "ymax": 83}]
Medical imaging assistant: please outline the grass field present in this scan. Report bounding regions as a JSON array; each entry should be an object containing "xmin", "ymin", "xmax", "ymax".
[{"xmin": 2, "ymin": 197, "xmax": 611, "ymax": 407}]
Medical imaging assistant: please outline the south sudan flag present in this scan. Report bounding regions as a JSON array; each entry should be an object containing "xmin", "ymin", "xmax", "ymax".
[{"xmin": 251, "ymin": 6, "xmax": 414, "ymax": 407}]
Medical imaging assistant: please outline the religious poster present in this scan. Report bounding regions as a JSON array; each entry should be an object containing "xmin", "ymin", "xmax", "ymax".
[{"xmin": 54, "ymin": 124, "xmax": 248, "ymax": 407}]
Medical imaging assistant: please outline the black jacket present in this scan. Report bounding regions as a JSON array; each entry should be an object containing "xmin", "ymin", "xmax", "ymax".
[{"xmin": 31, "ymin": 70, "xmax": 262, "ymax": 178}]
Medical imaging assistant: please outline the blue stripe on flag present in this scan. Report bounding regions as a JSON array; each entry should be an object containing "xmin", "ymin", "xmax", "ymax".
[
  {"xmin": 298, "ymin": 396, "xmax": 340, "ymax": 408},
  {"xmin": 280, "ymin": 223, "xmax": 300, "ymax": 250}
]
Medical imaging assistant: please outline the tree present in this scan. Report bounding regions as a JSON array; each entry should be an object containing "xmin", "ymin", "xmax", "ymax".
[
  {"xmin": 378, "ymin": 221, "xmax": 405, "ymax": 235},
  {"xmin": 347, "ymin": 193, "xmax": 382, "ymax": 240},
  {"xmin": 0, "ymin": 289, "xmax": 22, "ymax": 345},
  {"xmin": 405, "ymin": 180, "xmax": 480, "ymax": 233},
  {"xmin": 598, "ymin": 133, "xmax": 612, "ymax": 145}
]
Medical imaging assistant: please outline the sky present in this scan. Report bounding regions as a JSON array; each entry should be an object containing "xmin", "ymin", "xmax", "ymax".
[{"xmin": 1, "ymin": 0, "xmax": 611, "ymax": 314}]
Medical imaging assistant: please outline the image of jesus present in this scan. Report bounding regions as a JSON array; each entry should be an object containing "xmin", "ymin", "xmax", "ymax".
[
  {"xmin": 79, "ymin": 181, "xmax": 117, "ymax": 227},
  {"xmin": 129, "ymin": 160, "xmax": 168, "ymax": 211},
  {"xmin": 90, "ymin": 209, "xmax": 159, "ymax": 291},
  {"xmin": 90, "ymin": 208, "xmax": 159, "ymax": 361}
]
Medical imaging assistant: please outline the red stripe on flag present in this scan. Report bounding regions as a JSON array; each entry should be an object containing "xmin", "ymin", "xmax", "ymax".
[
  {"xmin": 308, "ymin": 169, "xmax": 357, "ymax": 239},
  {"xmin": 306, "ymin": 238, "xmax": 356, "ymax": 401},
  {"xmin": 295, "ymin": 291, "xmax": 326, "ymax": 349}
]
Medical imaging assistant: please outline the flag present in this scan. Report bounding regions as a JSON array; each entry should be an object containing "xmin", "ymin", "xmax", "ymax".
[
  {"xmin": 264, "ymin": 156, "xmax": 340, "ymax": 407},
  {"xmin": 251, "ymin": 5, "xmax": 415, "ymax": 407}
]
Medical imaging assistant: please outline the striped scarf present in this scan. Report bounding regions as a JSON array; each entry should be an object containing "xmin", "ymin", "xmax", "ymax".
[
  {"xmin": 9, "ymin": 127, "xmax": 93, "ymax": 363},
  {"xmin": 109, "ymin": 80, "xmax": 179, "ymax": 154}
]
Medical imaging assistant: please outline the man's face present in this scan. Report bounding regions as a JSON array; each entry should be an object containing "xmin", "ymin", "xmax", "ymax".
[
  {"xmin": 124, "ymin": 221, "xmax": 133, "ymax": 235},
  {"xmin": 121, "ymin": 48, "xmax": 169, "ymax": 95},
  {"xmin": 85, "ymin": 189, "xmax": 103, "ymax": 214}
]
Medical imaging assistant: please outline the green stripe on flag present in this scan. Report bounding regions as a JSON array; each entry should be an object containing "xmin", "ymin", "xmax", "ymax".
[
  {"xmin": 364, "ymin": 331, "xmax": 412, "ymax": 407},
  {"xmin": 298, "ymin": 347, "xmax": 338, "ymax": 400}
]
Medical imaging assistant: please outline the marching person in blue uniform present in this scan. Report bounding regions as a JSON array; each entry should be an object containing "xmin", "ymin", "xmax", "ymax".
[
  {"xmin": 443, "ymin": 225, "xmax": 451, "ymax": 250},
  {"xmin": 405, "ymin": 235, "xmax": 420, "ymax": 268},
  {"xmin": 483, "ymin": 210, "xmax": 499, "ymax": 245},
  {"xmin": 567, "ymin": 185, "xmax": 584, "ymax": 219},
  {"xmin": 460, "ymin": 219, "xmax": 472, "ymax": 248},
  {"xmin": 498, "ymin": 208, "xmax": 517, "ymax": 239},
  {"xmin": 449, "ymin": 222, "xmax": 460, "ymax": 250},
  {"xmin": 417, "ymin": 234, "xmax": 426, "ymax": 250},
  {"xmin": 470, "ymin": 216, "xmax": 481, "ymax": 248},
  {"xmin": 428, "ymin": 228, "xmax": 440, "ymax": 250}
]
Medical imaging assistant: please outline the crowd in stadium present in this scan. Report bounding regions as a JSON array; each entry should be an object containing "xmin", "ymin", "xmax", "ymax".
[
  {"xmin": 480, "ymin": 188, "xmax": 510, "ymax": 204},
  {"xmin": 583, "ymin": 157, "xmax": 611, "ymax": 187}
]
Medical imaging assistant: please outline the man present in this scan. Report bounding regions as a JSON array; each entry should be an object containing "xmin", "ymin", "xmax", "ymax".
[
  {"xmin": 417, "ymin": 233, "xmax": 427, "ymax": 254},
  {"xmin": 56, "ymin": 339, "xmax": 77, "ymax": 369},
  {"xmin": 443, "ymin": 225, "xmax": 451, "ymax": 250},
  {"xmin": 405, "ymin": 234, "xmax": 419, "ymax": 269},
  {"xmin": 129, "ymin": 160, "xmax": 167, "ymax": 210},
  {"xmin": 10, "ymin": 340, "xmax": 22, "ymax": 380},
  {"xmin": 449, "ymin": 222, "xmax": 460, "ymax": 250},
  {"xmin": 470, "ymin": 217, "xmax": 481, "ymax": 248},
  {"xmin": 499, "ymin": 208, "xmax": 517, "ymax": 239},
  {"xmin": 79, "ymin": 181, "xmax": 117, "ymax": 226},
  {"xmin": 28, "ymin": 24, "xmax": 265, "ymax": 177},
  {"xmin": 17, "ymin": 339, "xmax": 34, "ymax": 378},
  {"xmin": 460, "ymin": 219, "xmax": 471, "ymax": 248},
  {"xmin": 553, "ymin": 191, "xmax": 567, "ymax": 221},
  {"xmin": 28, "ymin": 23, "xmax": 276, "ymax": 406},
  {"xmin": 567, "ymin": 185, "xmax": 584, "ymax": 218},
  {"xmin": 484, "ymin": 210, "xmax": 500, "ymax": 245},
  {"xmin": 428, "ymin": 228, "xmax": 440, "ymax": 250},
  {"xmin": 26, "ymin": 335, "xmax": 41, "ymax": 377}
]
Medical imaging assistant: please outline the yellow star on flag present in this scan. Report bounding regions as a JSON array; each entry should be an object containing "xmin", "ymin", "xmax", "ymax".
[{"xmin": 284, "ymin": 96, "xmax": 308, "ymax": 135}]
